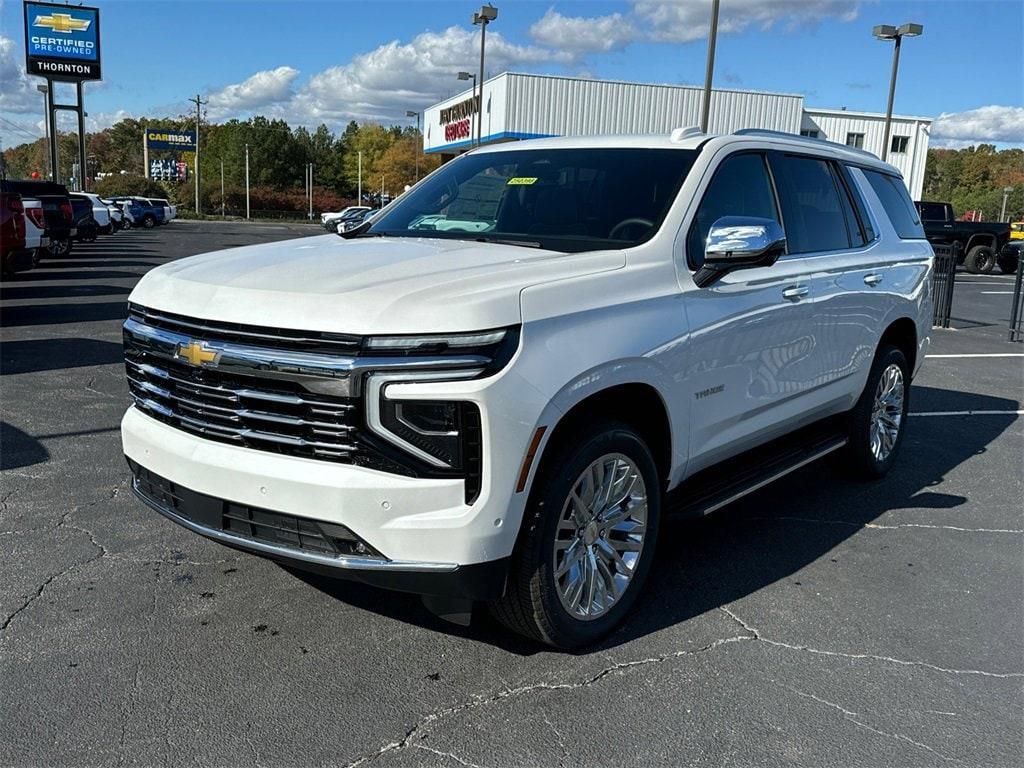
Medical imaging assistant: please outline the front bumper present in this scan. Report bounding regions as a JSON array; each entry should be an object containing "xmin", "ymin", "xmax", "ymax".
[
  {"xmin": 121, "ymin": 404, "xmax": 531, "ymax": 597},
  {"xmin": 128, "ymin": 457, "xmax": 507, "ymax": 599}
]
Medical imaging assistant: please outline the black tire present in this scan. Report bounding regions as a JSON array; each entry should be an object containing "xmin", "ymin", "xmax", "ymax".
[
  {"xmin": 142, "ymin": 215, "xmax": 156, "ymax": 229},
  {"xmin": 490, "ymin": 420, "xmax": 661, "ymax": 648},
  {"xmin": 998, "ymin": 255, "xmax": 1019, "ymax": 275},
  {"xmin": 964, "ymin": 245, "xmax": 996, "ymax": 274},
  {"xmin": 843, "ymin": 345, "xmax": 910, "ymax": 479}
]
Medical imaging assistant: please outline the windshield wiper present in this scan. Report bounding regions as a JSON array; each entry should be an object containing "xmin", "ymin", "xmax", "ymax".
[{"xmin": 471, "ymin": 236, "xmax": 542, "ymax": 249}]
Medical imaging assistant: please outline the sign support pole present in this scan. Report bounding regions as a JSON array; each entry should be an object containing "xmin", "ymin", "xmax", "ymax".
[
  {"xmin": 45, "ymin": 80, "xmax": 58, "ymax": 183},
  {"xmin": 76, "ymin": 81, "xmax": 87, "ymax": 191}
]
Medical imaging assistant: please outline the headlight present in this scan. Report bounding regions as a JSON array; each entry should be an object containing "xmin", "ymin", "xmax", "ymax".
[
  {"xmin": 365, "ymin": 370, "xmax": 485, "ymax": 503},
  {"xmin": 366, "ymin": 330, "xmax": 507, "ymax": 351}
]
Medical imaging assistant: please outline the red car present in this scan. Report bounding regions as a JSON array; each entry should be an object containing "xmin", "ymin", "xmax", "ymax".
[{"xmin": 1, "ymin": 190, "xmax": 34, "ymax": 276}]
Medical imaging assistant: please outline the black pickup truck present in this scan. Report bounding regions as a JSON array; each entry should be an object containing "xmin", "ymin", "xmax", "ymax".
[{"xmin": 914, "ymin": 201, "xmax": 1013, "ymax": 274}]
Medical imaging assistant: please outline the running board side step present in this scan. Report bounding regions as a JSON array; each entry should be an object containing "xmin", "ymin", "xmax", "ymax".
[{"xmin": 666, "ymin": 431, "xmax": 848, "ymax": 518}]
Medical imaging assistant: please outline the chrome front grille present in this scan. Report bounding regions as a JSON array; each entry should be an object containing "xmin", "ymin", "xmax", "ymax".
[
  {"xmin": 123, "ymin": 305, "xmax": 494, "ymax": 494},
  {"xmin": 123, "ymin": 309, "xmax": 366, "ymax": 463},
  {"xmin": 125, "ymin": 356, "xmax": 359, "ymax": 461}
]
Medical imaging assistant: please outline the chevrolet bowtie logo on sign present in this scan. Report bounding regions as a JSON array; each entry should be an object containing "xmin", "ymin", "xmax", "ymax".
[
  {"xmin": 34, "ymin": 12, "xmax": 91, "ymax": 34},
  {"xmin": 176, "ymin": 341, "xmax": 220, "ymax": 367}
]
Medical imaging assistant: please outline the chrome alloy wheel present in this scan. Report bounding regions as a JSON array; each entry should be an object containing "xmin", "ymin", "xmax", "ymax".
[
  {"xmin": 870, "ymin": 363, "xmax": 905, "ymax": 461},
  {"xmin": 552, "ymin": 453, "xmax": 648, "ymax": 620}
]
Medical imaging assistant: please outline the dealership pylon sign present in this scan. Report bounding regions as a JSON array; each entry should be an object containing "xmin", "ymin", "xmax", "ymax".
[{"xmin": 23, "ymin": 1, "xmax": 102, "ymax": 81}]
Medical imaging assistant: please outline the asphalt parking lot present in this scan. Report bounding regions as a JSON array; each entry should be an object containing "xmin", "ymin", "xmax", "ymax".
[{"xmin": 2, "ymin": 221, "xmax": 1022, "ymax": 767}]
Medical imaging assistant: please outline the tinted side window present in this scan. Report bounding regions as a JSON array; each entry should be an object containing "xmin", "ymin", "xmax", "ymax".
[
  {"xmin": 687, "ymin": 153, "xmax": 779, "ymax": 268},
  {"xmin": 830, "ymin": 164, "xmax": 866, "ymax": 248},
  {"xmin": 771, "ymin": 154, "xmax": 851, "ymax": 254},
  {"xmin": 840, "ymin": 164, "xmax": 876, "ymax": 241},
  {"xmin": 864, "ymin": 170, "xmax": 925, "ymax": 239}
]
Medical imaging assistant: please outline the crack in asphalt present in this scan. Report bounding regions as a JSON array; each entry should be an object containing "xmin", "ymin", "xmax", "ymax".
[
  {"xmin": 413, "ymin": 744, "xmax": 482, "ymax": 768},
  {"xmin": 719, "ymin": 607, "xmax": 1024, "ymax": 679},
  {"xmin": 754, "ymin": 515, "xmax": 1023, "ymax": 534},
  {"xmin": 342, "ymin": 634, "xmax": 751, "ymax": 767},
  {"xmin": 781, "ymin": 684, "xmax": 957, "ymax": 762}
]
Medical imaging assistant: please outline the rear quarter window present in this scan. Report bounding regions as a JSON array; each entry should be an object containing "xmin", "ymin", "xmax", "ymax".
[{"xmin": 863, "ymin": 170, "xmax": 925, "ymax": 239}]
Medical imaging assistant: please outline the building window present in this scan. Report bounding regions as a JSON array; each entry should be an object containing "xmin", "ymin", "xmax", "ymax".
[
  {"xmin": 800, "ymin": 129, "xmax": 820, "ymax": 139},
  {"xmin": 890, "ymin": 135, "xmax": 909, "ymax": 153},
  {"xmin": 845, "ymin": 132, "xmax": 865, "ymax": 149}
]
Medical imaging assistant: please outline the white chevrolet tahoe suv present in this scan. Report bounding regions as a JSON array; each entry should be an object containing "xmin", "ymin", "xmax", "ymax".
[{"xmin": 122, "ymin": 129, "xmax": 931, "ymax": 647}]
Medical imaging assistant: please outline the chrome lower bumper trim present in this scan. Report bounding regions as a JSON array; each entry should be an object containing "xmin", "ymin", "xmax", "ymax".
[{"xmin": 131, "ymin": 478, "xmax": 459, "ymax": 573}]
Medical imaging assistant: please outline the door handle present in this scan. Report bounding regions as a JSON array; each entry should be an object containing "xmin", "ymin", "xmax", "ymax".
[
  {"xmin": 782, "ymin": 286, "xmax": 809, "ymax": 301},
  {"xmin": 864, "ymin": 273, "xmax": 883, "ymax": 286}
]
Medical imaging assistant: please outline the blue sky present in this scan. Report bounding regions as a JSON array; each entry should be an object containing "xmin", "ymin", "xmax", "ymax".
[{"xmin": 2, "ymin": 0, "xmax": 1022, "ymax": 148}]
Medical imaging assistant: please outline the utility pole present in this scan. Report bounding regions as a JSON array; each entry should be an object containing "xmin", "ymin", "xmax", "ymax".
[
  {"xmin": 358, "ymin": 151, "xmax": 362, "ymax": 204},
  {"xmin": 188, "ymin": 93, "xmax": 207, "ymax": 213},
  {"xmin": 381, "ymin": 174, "xmax": 384, "ymax": 206},
  {"xmin": 244, "ymin": 143, "xmax": 250, "ymax": 220},
  {"xmin": 308, "ymin": 162, "xmax": 314, "ymax": 220},
  {"xmin": 220, "ymin": 160, "xmax": 225, "ymax": 218},
  {"xmin": 700, "ymin": 0, "xmax": 720, "ymax": 133},
  {"xmin": 406, "ymin": 110, "xmax": 420, "ymax": 181}
]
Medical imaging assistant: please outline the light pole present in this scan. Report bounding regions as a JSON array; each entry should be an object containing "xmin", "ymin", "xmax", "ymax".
[
  {"xmin": 406, "ymin": 110, "xmax": 421, "ymax": 181},
  {"xmin": 472, "ymin": 4, "xmax": 497, "ymax": 148},
  {"xmin": 1000, "ymin": 186, "xmax": 1014, "ymax": 222},
  {"xmin": 873, "ymin": 22, "xmax": 923, "ymax": 162},
  {"xmin": 457, "ymin": 71, "xmax": 477, "ymax": 146},
  {"xmin": 244, "ymin": 142, "xmax": 250, "ymax": 220},
  {"xmin": 220, "ymin": 159, "xmax": 225, "ymax": 218},
  {"xmin": 700, "ymin": 0, "xmax": 720, "ymax": 133},
  {"xmin": 37, "ymin": 84, "xmax": 50, "ymax": 178},
  {"xmin": 357, "ymin": 150, "xmax": 362, "ymax": 204}
]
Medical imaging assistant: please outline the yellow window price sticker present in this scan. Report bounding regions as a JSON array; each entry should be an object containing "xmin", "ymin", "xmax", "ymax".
[{"xmin": 506, "ymin": 177, "xmax": 538, "ymax": 185}]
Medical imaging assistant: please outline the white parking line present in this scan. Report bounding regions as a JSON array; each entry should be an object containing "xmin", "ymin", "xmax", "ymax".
[
  {"xmin": 910, "ymin": 410, "xmax": 1024, "ymax": 417},
  {"xmin": 981, "ymin": 291, "xmax": 1015, "ymax": 294},
  {"xmin": 926, "ymin": 353, "xmax": 1024, "ymax": 358}
]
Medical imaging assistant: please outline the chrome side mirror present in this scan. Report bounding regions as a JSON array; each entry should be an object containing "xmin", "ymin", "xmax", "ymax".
[{"xmin": 695, "ymin": 216, "xmax": 787, "ymax": 287}]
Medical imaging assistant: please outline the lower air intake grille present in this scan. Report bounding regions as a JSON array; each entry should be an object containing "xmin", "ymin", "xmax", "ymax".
[{"xmin": 131, "ymin": 461, "xmax": 383, "ymax": 560}]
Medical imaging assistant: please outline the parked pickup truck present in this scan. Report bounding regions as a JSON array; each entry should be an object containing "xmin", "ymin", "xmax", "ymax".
[
  {"xmin": 914, "ymin": 200, "xmax": 1012, "ymax": 274},
  {"xmin": 123, "ymin": 129, "xmax": 932, "ymax": 647}
]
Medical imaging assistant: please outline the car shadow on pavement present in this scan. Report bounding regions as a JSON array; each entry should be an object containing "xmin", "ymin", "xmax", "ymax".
[
  {"xmin": 1, "ymin": 338, "xmax": 125, "ymax": 375},
  {"xmin": 285, "ymin": 385, "xmax": 1021, "ymax": 654},
  {"xmin": 1, "ymin": 301, "xmax": 129, "ymax": 328},
  {"xmin": 0, "ymin": 421, "xmax": 50, "ymax": 471},
  {"xmin": 0, "ymin": 284, "xmax": 132, "ymax": 301}
]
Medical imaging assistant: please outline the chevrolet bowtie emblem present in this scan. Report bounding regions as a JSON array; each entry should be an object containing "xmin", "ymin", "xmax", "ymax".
[
  {"xmin": 34, "ymin": 13, "xmax": 92, "ymax": 34},
  {"xmin": 176, "ymin": 341, "xmax": 219, "ymax": 367}
]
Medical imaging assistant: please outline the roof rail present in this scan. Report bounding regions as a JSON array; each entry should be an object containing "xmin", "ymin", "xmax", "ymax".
[
  {"xmin": 732, "ymin": 128, "xmax": 881, "ymax": 161},
  {"xmin": 670, "ymin": 126, "xmax": 704, "ymax": 143}
]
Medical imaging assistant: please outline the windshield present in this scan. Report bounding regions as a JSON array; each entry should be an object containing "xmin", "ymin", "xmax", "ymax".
[{"xmin": 366, "ymin": 147, "xmax": 698, "ymax": 253}]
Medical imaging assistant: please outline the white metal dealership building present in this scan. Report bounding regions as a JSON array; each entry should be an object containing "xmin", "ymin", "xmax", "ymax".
[{"xmin": 424, "ymin": 72, "xmax": 932, "ymax": 199}]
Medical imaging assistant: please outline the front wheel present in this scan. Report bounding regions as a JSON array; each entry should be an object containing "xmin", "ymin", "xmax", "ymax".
[
  {"xmin": 998, "ymin": 254, "xmax": 1019, "ymax": 275},
  {"xmin": 491, "ymin": 420, "xmax": 661, "ymax": 648},
  {"xmin": 843, "ymin": 345, "xmax": 910, "ymax": 479},
  {"xmin": 965, "ymin": 245, "xmax": 996, "ymax": 274}
]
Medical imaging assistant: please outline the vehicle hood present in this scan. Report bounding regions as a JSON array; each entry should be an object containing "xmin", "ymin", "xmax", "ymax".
[{"xmin": 129, "ymin": 234, "xmax": 625, "ymax": 334}]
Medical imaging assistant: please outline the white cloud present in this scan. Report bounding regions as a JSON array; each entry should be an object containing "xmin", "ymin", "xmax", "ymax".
[
  {"xmin": 529, "ymin": 9, "xmax": 639, "ymax": 55},
  {"xmin": 931, "ymin": 106, "xmax": 1024, "ymax": 146},
  {"xmin": 0, "ymin": 35, "xmax": 42, "ymax": 115},
  {"xmin": 530, "ymin": 0, "xmax": 861, "ymax": 53},
  {"xmin": 282, "ymin": 26, "xmax": 571, "ymax": 125},
  {"xmin": 207, "ymin": 66, "xmax": 300, "ymax": 120}
]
